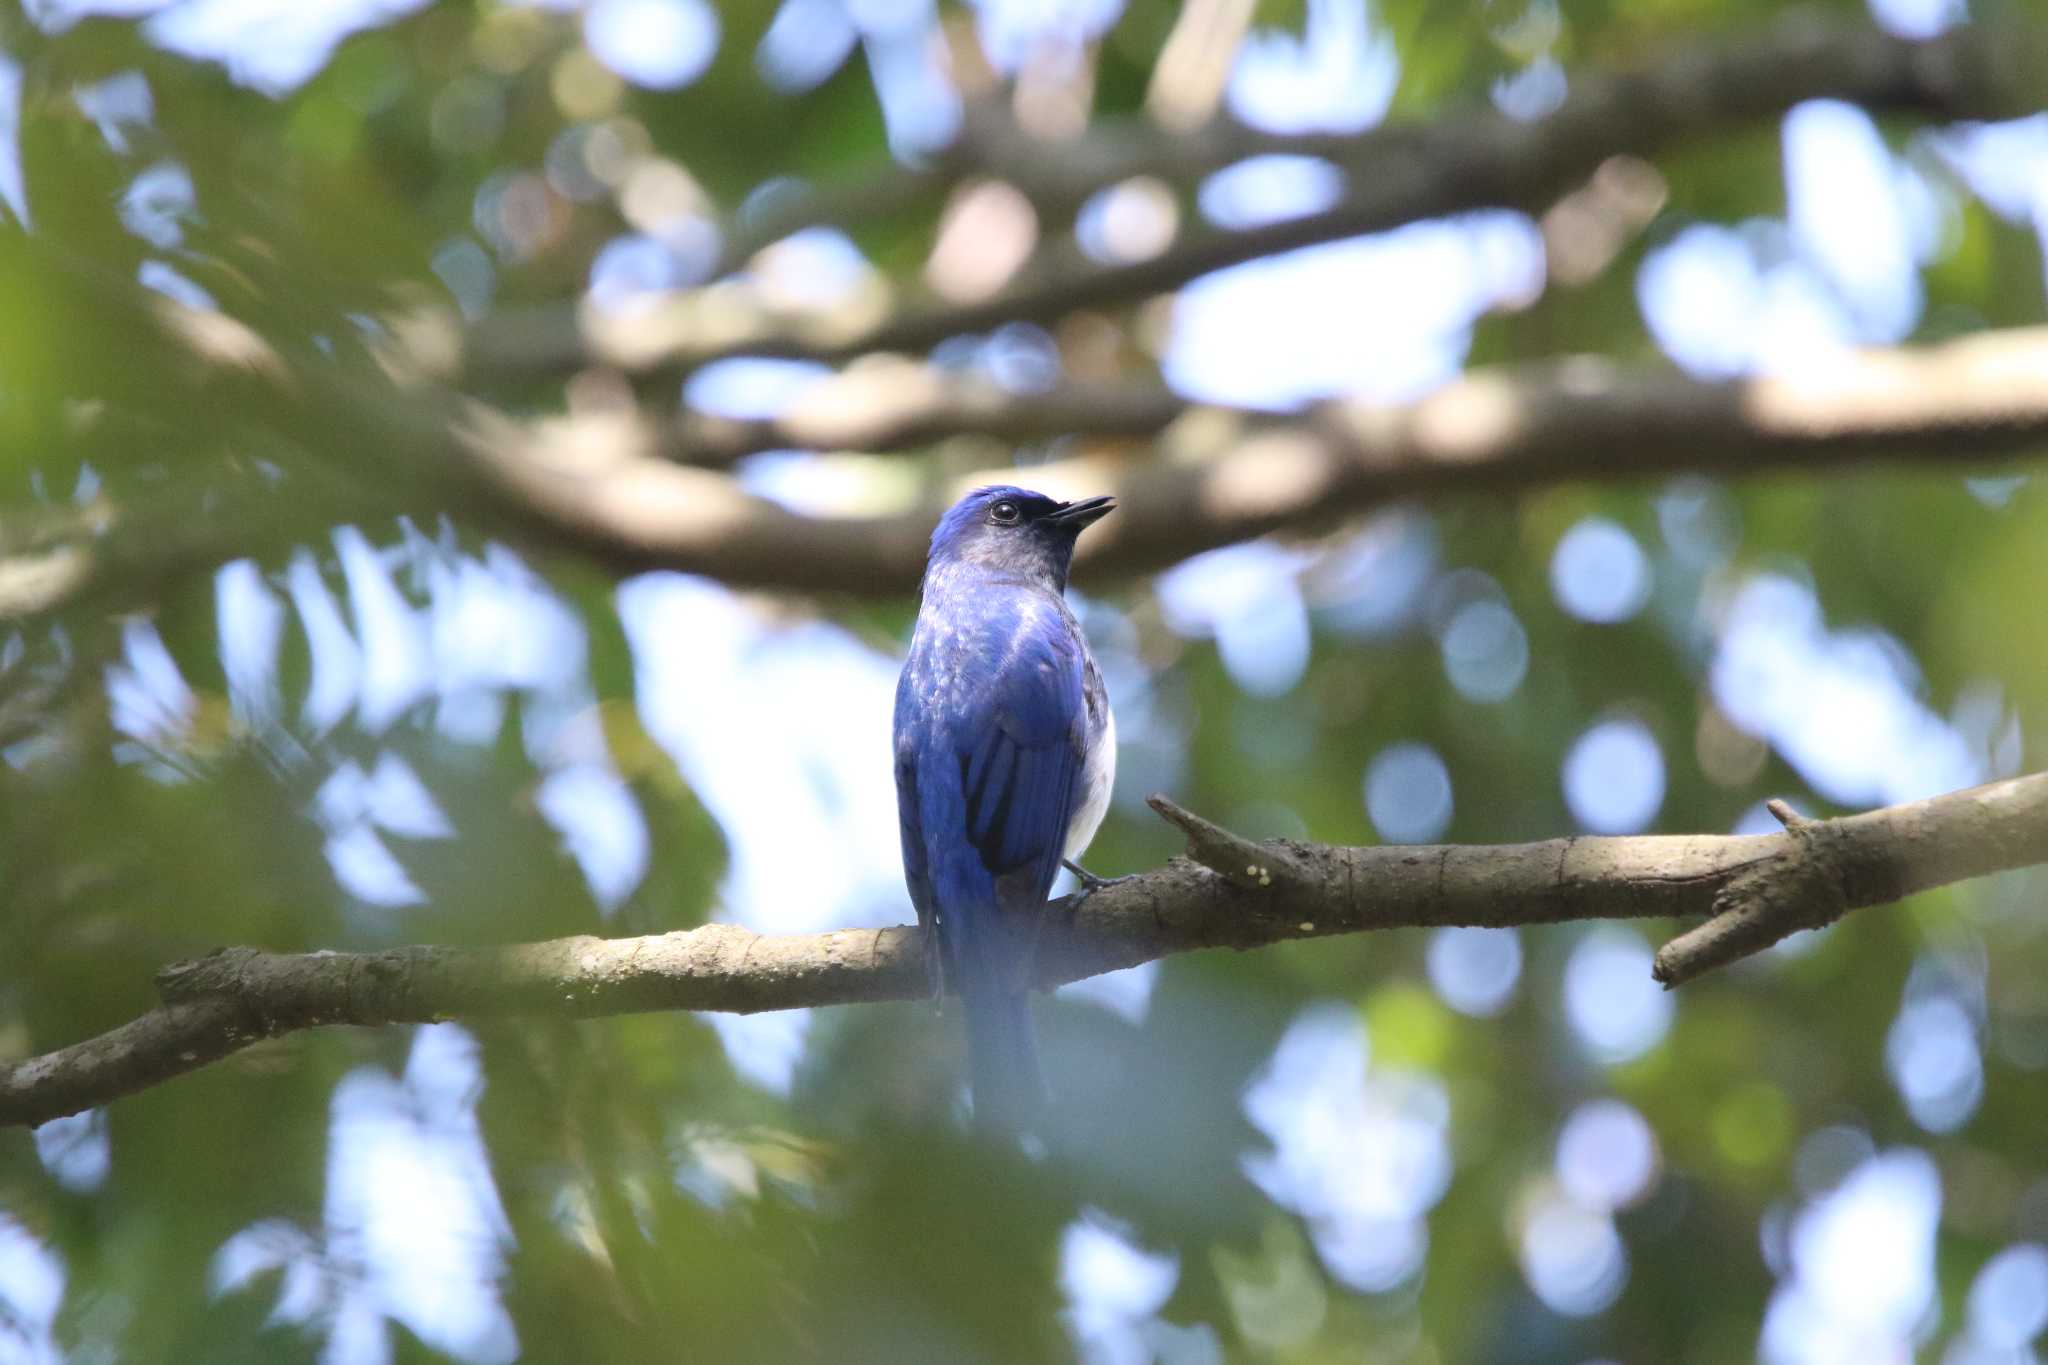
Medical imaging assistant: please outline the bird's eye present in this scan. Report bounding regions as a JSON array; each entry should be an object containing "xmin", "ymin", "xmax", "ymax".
[{"xmin": 989, "ymin": 500, "xmax": 1020, "ymax": 525}]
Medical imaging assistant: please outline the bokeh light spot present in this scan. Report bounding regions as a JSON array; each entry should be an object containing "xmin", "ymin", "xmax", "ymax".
[
  {"xmin": 1440, "ymin": 599, "xmax": 1529, "ymax": 703},
  {"xmin": 1156, "ymin": 543, "xmax": 1312, "ymax": 698},
  {"xmin": 1060, "ymin": 1211, "xmax": 1181, "ymax": 1362},
  {"xmin": 1556, "ymin": 1099, "xmax": 1660, "ymax": 1212},
  {"xmin": 1550, "ymin": 517, "xmax": 1650, "ymax": 624},
  {"xmin": 1886, "ymin": 993, "xmax": 1983, "ymax": 1134},
  {"xmin": 584, "ymin": 0, "xmax": 718, "ymax": 90},
  {"xmin": 1363, "ymin": 741, "xmax": 1452, "ymax": 843},
  {"xmin": 1563, "ymin": 927, "xmax": 1672, "ymax": 1064},
  {"xmin": 1242, "ymin": 1006, "xmax": 1452, "ymax": 1294},
  {"xmin": 33, "ymin": 1109, "xmax": 111, "ymax": 1194},
  {"xmin": 1967, "ymin": 1243, "xmax": 2048, "ymax": 1349},
  {"xmin": 1199, "ymin": 155, "xmax": 1343, "ymax": 230},
  {"xmin": 1520, "ymin": 1197, "xmax": 1627, "ymax": 1317},
  {"xmin": 1426, "ymin": 926, "xmax": 1522, "ymax": 1018},
  {"xmin": 1562, "ymin": 718, "xmax": 1664, "ymax": 834},
  {"xmin": 1762, "ymin": 1149, "xmax": 1942, "ymax": 1364}
]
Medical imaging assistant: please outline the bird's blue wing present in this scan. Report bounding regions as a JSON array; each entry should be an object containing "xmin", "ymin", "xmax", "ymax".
[
  {"xmin": 896, "ymin": 601, "xmax": 1088, "ymax": 910},
  {"xmin": 955, "ymin": 620, "xmax": 1087, "ymax": 904}
]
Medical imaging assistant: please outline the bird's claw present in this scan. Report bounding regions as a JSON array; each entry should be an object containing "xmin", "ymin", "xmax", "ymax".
[{"xmin": 1062, "ymin": 860, "xmax": 1136, "ymax": 909}]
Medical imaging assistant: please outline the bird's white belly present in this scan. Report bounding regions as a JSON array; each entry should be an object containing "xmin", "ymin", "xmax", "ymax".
[{"xmin": 1063, "ymin": 704, "xmax": 1115, "ymax": 860}]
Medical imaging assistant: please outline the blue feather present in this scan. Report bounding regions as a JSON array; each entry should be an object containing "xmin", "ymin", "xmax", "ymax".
[{"xmin": 893, "ymin": 485, "xmax": 1114, "ymax": 1131}]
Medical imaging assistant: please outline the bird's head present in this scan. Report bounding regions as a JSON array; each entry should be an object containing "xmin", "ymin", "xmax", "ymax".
[{"xmin": 925, "ymin": 485, "xmax": 1117, "ymax": 592}]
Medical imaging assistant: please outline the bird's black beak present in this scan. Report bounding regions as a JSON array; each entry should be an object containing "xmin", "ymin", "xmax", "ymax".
[{"xmin": 1046, "ymin": 495, "xmax": 1117, "ymax": 529}]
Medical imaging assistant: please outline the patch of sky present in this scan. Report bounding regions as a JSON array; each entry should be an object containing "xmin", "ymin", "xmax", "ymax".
[
  {"xmin": 1562, "ymin": 718, "xmax": 1664, "ymax": 834},
  {"xmin": 210, "ymin": 1025, "xmax": 519, "ymax": 1365},
  {"xmin": 1519, "ymin": 1195, "xmax": 1627, "ymax": 1317},
  {"xmin": 1364, "ymin": 742, "xmax": 1452, "ymax": 844},
  {"xmin": 1760, "ymin": 1149, "xmax": 1942, "ymax": 1365},
  {"xmin": 74, "ymin": 70, "xmax": 154, "ymax": 155},
  {"xmin": 1563, "ymin": 927, "xmax": 1672, "ymax": 1064},
  {"xmin": 1228, "ymin": 0, "xmax": 1397, "ymax": 135},
  {"xmin": 216, "ymin": 559, "xmax": 287, "ymax": 729},
  {"xmin": 105, "ymin": 617, "xmax": 196, "ymax": 747},
  {"xmin": 756, "ymin": 0, "xmax": 860, "ymax": 92},
  {"xmin": 1426, "ymin": 926, "xmax": 1521, "ymax": 1018},
  {"xmin": 1640, "ymin": 101, "xmax": 1944, "ymax": 379},
  {"xmin": 315, "ymin": 754, "xmax": 456, "ymax": 906},
  {"xmin": 1868, "ymin": 0, "xmax": 1966, "ymax": 39},
  {"xmin": 1887, "ymin": 951, "xmax": 1988, "ymax": 1135},
  {"xmin": 618, "ymin": 574, "xmax": 909, "ymax": 1090},
  {"xmin": 1959, "ymin": 1243, "xmax": 2048, "ymax": 1357},
  {"xmin": 859, "ymin": 6, "xmax": 961, "ymax": 158},
  {"xmin": 0, "ymin": 1214, "xmax": 64, "ymax": 1365},
  {"xmin": 1156, "ymin": 543, "xmax": 1312, "ymax": 698},
  {"xmin": 1935, "ymin": 115, "xmax": 2048, "ymax": 225},
  {"xmin": 1439, "ymin": 598, "xmax": 1529, "ymax": 703},
  {"xmin": 1199, "ymin": 157, "xmax": 1344, "ymax": 231},
  {"xmin": 967, "ymin": 0, "xmax": 1123, "ymax": 74},
  {"xmin": 1166, "ymin": 213, "xmax": 1544, "ymax": 409},
  {"xmin": 26, "ymin": 0, "xmax": 172, "ymax": 30},
  {"xmin": 1061, "ymin": 1211, "xmax": 1208, "ymax": 1365},
  {"xmin": 584, "ymin": 0, "xmax": 719, "ymax": 90},
  {"xmin": 1493, "ymin": 54, "xmax": 1566, "ymax": 122},
  {"xmin": 33, "ymin": 1109, "xmax": 112, "ymax": 1194},
  {"xmin": 1784, "ymin": 101, "xmax": 1927, "ymax": 343},
  {"xmin": 141, "ymin": 0, "xmax": 435, "ymax": 97},
  {"xmin": 1709, "ymin": 572, "xmax": 1983, "ymax": 808},
  {"xmin": 1556, "ymin": 1099, "xmax": 1659, "ymax": 1213},
  {"xmin": 1308, "ymin": 509, "xmax": 1438, "ymax": 639},
  {"xmin": 119, "ymin": 161, "xmax": 195, "ymax": 249},
  {"xmin": 685, "ymin": 358, "xmax": 836, "ymax": 421},
  {"xmin": 1550, "ymin": 518, "xmax": 1650, "ymax": 624},
  {"xmin": 0, "ymin": 57, "xmax": 23, "ymax": 228},
  {"xmin": 230, "ymin": 533, "xmax": 639, "ymax": 913},
  {"xmin": 138, "ymin": 259, "xmax": 218, "ymax": 310},
  {"xmin": 536, "ymin": 763, "xmax": 649, "ymax": 910},
  {"xmin": 1243, "ymin": 1005, "xmax": 1452, "ymax": 1293},
  {"xmin": 588, "ymin": 234, "xmax": 692, "ymax": 316}
]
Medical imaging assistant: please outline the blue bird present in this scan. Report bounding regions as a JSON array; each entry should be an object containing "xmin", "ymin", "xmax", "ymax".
[{"xmin": 894, "ymin": 485, "xmax": 1117, "ymax": 1131}]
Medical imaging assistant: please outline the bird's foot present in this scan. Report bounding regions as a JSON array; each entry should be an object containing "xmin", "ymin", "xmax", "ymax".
[{"xmin": 1062, "ymin": 860, "xmax": 1137, "ymax": 909}]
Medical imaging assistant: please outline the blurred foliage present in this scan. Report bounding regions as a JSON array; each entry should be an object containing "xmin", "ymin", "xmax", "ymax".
[{"xmin": 2, "ymin": 1, "xmax": 2047, "ymax": 1363}]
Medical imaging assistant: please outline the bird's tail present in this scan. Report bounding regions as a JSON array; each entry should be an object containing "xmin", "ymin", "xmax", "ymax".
[
  {"xmin": 963, "ymin": 986, "xmax": 1045, "ymax": 1134},
  {"xmin": 945, "ymin": 905, "xmax": 1048, "ymax": 1134}
]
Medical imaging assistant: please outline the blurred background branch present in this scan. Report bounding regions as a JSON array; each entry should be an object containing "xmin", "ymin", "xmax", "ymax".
[
  {"xmin": 662, "ymin": 321, "xmax": 2048, "ymax": 463},
  {"xmin": 14, "ymin": 315, "xmax": 2048, "ymax": 608},
  {"xmin": 382, "ymin": 325, "xmax": 2048, "ymax": 596},
  {"xmin": 460, "ymin": 12, "xmax": 2047, "ymax": 384}
]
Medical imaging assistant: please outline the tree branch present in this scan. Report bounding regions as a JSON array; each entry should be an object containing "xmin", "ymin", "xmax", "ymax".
[
  {"xmin": 7, "ymin": 771, "xmax": 2044, "ymax": 1129},
  {"xmin": 458, "ymin": 327, "xmax": 2048, "ymax": 596},
  {"xmin": 0, "ymin": 546, "xmax": 93, "ymax": 619},
  {"xmin": 669, "ymin": 372, "xmax": 1189, "ymax": 465},
  {"xmin": 461, "ymin": 13, "xmax": 2048, "ymax": 383},
  {"xmin": 21, "ymin": 317, "xmax": 2048, "ymax": 614}
]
